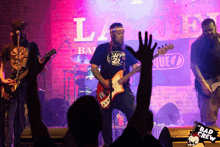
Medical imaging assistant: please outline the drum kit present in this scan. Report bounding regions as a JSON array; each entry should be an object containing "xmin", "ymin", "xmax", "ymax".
[
  {"xmin": 40, "ymin": 38, "xmax": 98, "ymax": 127},
  {"xmin": 43, "ymin": 53, "xmax": 98, "ymax": 127},
  {"xmin": 63, "ymin": 54, "xmax": 98, "ymax": 102}
]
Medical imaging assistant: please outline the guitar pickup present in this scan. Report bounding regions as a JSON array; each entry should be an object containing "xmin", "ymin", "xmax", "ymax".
[{"xmin": 103, "ymin": 89, "xmax": 109, "ymax": 96}]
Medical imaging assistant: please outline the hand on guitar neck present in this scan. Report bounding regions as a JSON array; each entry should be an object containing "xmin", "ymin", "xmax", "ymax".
[
  {"xmin": 36, "ymin": 49, "xmax": 56, "ymax": 75},
  {"xmin": 37, "ymin": 55, "xmax": 51, "ymax": 74}
]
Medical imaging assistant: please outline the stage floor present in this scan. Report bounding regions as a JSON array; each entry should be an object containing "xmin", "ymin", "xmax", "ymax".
[{"xmin": 20, "ymin": 126, "xmax": 220, "ymax": 147}]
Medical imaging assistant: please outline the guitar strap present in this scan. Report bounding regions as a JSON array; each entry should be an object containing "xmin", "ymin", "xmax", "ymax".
[
  {"xmin": 121, "ymin": 44, "xmax": 126, "ymax": 71},
  {"xmin": 122, "ymin": 44, "xmax": 126, "ymax": 71},
  {"xmin": 22, "ymin": 42, "xmax": 31, "ymax": 69}
]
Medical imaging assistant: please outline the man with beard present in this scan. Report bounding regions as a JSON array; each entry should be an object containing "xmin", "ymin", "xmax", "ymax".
[
  {"xmin": 90, "ymin": 22, "xmax": 139, "ymax": 146},
  {"xmin": 0, "ymin": 19, "xmax": 55, "ymax": 147},
  {"xmin": 191, "ymin": 18, "xmax": 220, "ymax": 126}
]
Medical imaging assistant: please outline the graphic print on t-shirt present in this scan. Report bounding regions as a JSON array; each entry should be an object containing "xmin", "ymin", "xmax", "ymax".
[
  {"xmin": 10, "ymin": 46, "xmax": 28, "ymax": 72},
  {"xmin": 107, "ymin": 51, "xmax": 125, "ymax": 66}
]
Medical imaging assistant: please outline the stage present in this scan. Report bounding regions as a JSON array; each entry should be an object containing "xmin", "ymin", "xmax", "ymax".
[{"xmin": 20, "ymin": 126, "xmax": 220, "ymax": 147}]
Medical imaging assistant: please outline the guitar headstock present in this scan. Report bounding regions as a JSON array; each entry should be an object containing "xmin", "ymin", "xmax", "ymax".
[
  {"xmin": 48, "ymin": 49, "xmax": 56, "ymax": 56},
  {"xmin": 46, "ymin": 49, "xmax": 56, "ymax": 57},
  {"xmin": 157, "ymin": 44, "xmax": 174, "ymax": 55}
]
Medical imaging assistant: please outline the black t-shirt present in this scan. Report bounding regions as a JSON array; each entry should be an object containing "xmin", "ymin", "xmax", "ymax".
[
  {"xmin": 1, "ymin": 41, "xmax": 40, "ymax": 81},
  {"xmin": 90, "ymin": 42, "xmax": 138, "ymax": 87},
  {"xmin": 191, "ymin": 35, "xmax": 220, "ymax": 79}
]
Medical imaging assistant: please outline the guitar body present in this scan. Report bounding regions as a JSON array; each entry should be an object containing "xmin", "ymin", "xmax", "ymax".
[
  {"xmin": 195, "ymin": 76, "xmax": 220, "ymax": 97},
  {"xmin": 210, "ymin": 82, "xmax": 220, "ymax": 92},
  {"xmin": 97, "ymin": 70, "xmax": 124, "ymax": 108},
  {"xmin": 1, "ymin": 83, "xmax": 16, "ymax": 101}
]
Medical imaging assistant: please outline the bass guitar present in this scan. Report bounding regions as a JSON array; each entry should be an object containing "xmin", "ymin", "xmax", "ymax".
[
  {"xmin": 195, "ymin": 76, "xmax": 220, "ymax": 97},
  {"xmin": 97, "ymin": 44, "xmax": 174, "ymax": 108},
  {"xmin": 1, "ymin": 49, "xmax": 56, "ymax": 101}
]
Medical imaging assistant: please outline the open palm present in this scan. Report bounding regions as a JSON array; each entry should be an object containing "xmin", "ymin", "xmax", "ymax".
[{"xmin": 126, "ymin": 31, "xmax": 157, "ymax": 63}]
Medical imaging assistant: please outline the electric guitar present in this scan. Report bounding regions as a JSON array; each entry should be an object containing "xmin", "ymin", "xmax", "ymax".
[
  {"xmin": 1, "ymin": 49, "xmax": 56, "ymax": 101},
  {"xmin": 97, "ymin": 44, "xmax": 174, "ymax": 108},
  {"xmin": 195, "ymin": 76, "xmax": 220, "ymax": 97}
]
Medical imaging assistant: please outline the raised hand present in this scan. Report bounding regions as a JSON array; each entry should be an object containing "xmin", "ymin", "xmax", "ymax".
[
  {"xmin": 126, "ymin": 31, "xmax": 157, "ymax": 63},
  {"xmin": 126, "ymin": 31, "xmax": 157, "ymax": 141}
]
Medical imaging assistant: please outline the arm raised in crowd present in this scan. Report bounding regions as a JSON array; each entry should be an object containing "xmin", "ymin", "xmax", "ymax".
[
  {"xmin": 127, "ymin": 31, "xmax": 157, "ymax": 109},
  {"xmin": 111, "ymin": 32, "xmax": 157, "ymax": 147},
  {"xmin": 126, "ymin": 31, "xmax": 157, "ymax": 141}
]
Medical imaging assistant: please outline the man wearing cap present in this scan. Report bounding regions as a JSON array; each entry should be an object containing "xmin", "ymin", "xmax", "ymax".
[
  {"xmin": 90, "ymin": 22, "xmax": 139, "ymax": 146},
  {"xmin": 0, "ymin": 19, "xmax": 54, "ymax": 147}
]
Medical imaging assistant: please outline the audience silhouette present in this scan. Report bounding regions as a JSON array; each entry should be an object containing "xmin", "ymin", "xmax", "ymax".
[{"xmin": 67, "ymin": 95, "xmax": 102, "ymax": 147}]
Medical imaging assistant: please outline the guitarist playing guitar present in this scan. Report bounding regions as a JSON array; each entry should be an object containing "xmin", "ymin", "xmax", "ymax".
[
  {"xmin": 191, "ymin": 18, "xmax": 220, "ymax": 127},
  {"xmin": 0, "ymin": 19, "xmax": 56, "ymax": 147},
  {"xmin": 96, "ymin": 44, "xmax": 173, "ymax": 109},
  {"xmin": 90, "ymin": 22, "xmax": 174, "ymax": 147},
  {"xmin": 90, "ymin": 23, "xmax": 139, "ymax": 147}
]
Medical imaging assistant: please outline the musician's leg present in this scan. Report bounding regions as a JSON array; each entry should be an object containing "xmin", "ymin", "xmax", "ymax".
[
  {"xmin": 13, "ymin": 100, "xmax": 26, "ymax": 147},
  {"xmin": 101, "ymin": 108, "xmax": 112, "ymax": 147},
  {"xmin": 115, "ymin": 87, "xmax": 135, "ymax": 123},
  {"xmin": 211, "ymin": 87, "xmax": 220, "ymax": 126},
  {"xmin": 26, "ymin": 80, "xmax": 55, "ymax": 146},
  {"xmin": 198, "ymin": 93, "xmax": 218, "ymax": 126},
  {"xmin": 5, "ymin": 100, "xmax": 17, "ymax": 147}
]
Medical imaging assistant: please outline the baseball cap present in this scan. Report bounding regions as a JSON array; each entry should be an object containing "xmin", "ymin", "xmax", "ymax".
[{"xmin": 11, "ymin": 19, "xmax": 27, "ymax": 30}]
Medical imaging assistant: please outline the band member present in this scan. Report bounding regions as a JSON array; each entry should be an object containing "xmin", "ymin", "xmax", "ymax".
[
  {"xmin": 191, "ymin": 18, "xmax": 220, "ymax": 126},
  {"xmin": 90, "ymin": 22, "xmax": 139, "ymax": 146},
  {"xmin": 0, "ymin": 19, "xmax": 55, "ymax": 147}
]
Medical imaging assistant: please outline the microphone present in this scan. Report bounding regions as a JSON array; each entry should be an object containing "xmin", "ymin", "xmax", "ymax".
[{"xmin": 16, "ymin": 30, "xmax": 20, "ymax": 36}]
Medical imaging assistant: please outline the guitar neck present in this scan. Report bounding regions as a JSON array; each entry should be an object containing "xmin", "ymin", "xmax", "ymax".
[
  {"xmin": 40, "ymin": 54, "xmax": 49, "ymax": 62},
  {"xmin": 118, "ymin": 53, "xmax": 158, "ymax": 85},
  {"xmin": 153, "ymin": 53, "xmax": 159, "ymax": 60},
  {"xmin": 118, "ymin": 66, "xmax": 141, "ymax": 85},
  {"xmin": 14, "ymin": 69, "xmax": 29, "ymax": 81}
]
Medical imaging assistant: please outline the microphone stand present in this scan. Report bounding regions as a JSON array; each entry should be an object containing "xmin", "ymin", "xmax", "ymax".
[
  {"xmin": 109, "ymin": 42, "xmax": 113, "ymax": 145},
  {"xmin": 47, "ymin": 39, "xmax": 67, "ymax": 66},
  {"xmin": 16, "ymin": 31, "xmax": 20, "ymax": 147}
]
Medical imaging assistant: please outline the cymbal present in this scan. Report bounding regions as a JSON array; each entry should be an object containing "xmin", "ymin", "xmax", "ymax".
[
  {"xmin": 70, "ymin": 54, "xmax": 91, "ymax": 64},
  {"xmin": 67, "ymin": 70, "xmax": 87, "ymax": 76}
]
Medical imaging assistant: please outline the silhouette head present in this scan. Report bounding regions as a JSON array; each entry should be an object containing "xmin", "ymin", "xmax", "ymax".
[{"xmin": 67, "ymin": 95, "xmax": 102, "ymax": 145}]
